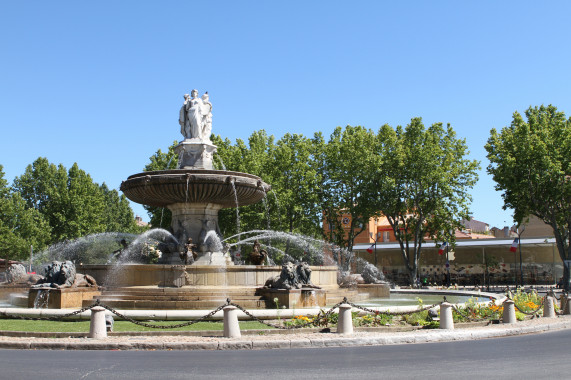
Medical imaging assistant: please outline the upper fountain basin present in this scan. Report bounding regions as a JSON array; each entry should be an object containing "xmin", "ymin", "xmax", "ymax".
[{"xmin": 120, "ymin": 169, "xmax": 271, "ymax": 208}]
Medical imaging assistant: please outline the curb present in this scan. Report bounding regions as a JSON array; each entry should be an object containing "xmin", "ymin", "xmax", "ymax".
[{"xmin": 1, "ymin": 317, "xmax": 570, "ymax": 351}]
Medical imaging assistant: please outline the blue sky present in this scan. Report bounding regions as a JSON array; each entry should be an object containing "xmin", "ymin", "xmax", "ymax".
[{"xmin": 1, "ymin": 1, "xmax": 569, "ymax": 229}]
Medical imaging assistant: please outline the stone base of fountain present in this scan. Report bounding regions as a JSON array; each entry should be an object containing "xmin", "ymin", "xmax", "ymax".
[
  {"xmin": 75, "ymin": 264, "xmax": 372, "ymax": 310},
  {"xmin": 258, "ymin": 288, "xmax": 327, "ymax": 308},
  {"xmin": 28, "ymin": 287, "xmax": 101, "ymax": 309},
  {"xmin": 0, "ymin": 285, "xmax": 32, "ymax": 301}
]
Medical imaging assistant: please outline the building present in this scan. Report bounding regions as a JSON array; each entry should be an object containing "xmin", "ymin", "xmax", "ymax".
[{"xmin": 324, "ymin": 212, "xmax": 560, "ymax": 286}]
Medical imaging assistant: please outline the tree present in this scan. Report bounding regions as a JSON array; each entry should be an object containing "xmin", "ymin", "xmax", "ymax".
[
  {"xmin": 100, "ymin": 183, "xmax": 139, "ymax": 233},
  {"xmin": 13, "ymin": 158, "xmax": 137, "ymax": 244},
  {"xmin": 142, "ymin": 141, "xmax": 179, "ymax": 229},
  {"xmin": 369, "ymin": 119, "xmax": 480, "ymax": 285},
  {"xmin": 315, "ymin": 126, "xmax": 379, "ymax": 259},
  {"xmin": 270, "ymin": 133, "xmax": 321, "ymax": 237},
  {"xmin": 486, "ymin": 105, "xmax": 571, "ymax": 289},
  {"xmin": 213, "ymin": 131, "xmax": 276, "ymax": 238},
  {"xmin": 0, "ymin": 165, "xmax": 51, "ymax": 260}
]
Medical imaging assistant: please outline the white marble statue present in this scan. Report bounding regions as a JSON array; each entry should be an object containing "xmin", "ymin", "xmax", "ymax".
[
  {"xmin": 201, "ymin": 92, "xmax": 213, "ymax": 141},
  {"xmin": 179, "ymin": 90, "xmax": 213, "ymax": 141}
]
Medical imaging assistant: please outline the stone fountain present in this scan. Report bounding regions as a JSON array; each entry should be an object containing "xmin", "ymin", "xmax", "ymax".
[
  {"xmin": 1, "ymin": 90, "xmax": 387, "ymax": 310},
  {"xmin": 120, "ymin": 89, "xmax": 270, "ymax": 265}
]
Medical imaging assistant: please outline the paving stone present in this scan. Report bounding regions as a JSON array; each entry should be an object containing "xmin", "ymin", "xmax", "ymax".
[
  {"xmin": 252, "ymin": 340, "xmax": 291, "ymax": 350},
  {"xmin": 0, "ymin": 342, "xmax": 31, "ymax": 349},
  {"xmin": 218, "ymin": 340, "xmax": 253, "ymax": 350}
]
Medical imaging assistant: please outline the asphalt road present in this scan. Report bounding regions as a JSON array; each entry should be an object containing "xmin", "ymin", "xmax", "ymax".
[{"xmin": 1, "ymin": 329, "xmax": 569, "ymax": 380}]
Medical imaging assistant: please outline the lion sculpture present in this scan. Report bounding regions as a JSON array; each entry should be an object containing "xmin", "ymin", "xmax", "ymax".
[
  {"xmin": 264, "ymin": 262, "xmax": 320, "ymax": 290},
  {"xmin": 32, "ymin": 261, "xmax": 97, "ymax": 289},
  {"xmin": 361, "ymin": 263, "xmax": 387, "ymax": 284},
  {"xmin": 4, "ymin": 264, "xmax": 44, "ymax": 285}
]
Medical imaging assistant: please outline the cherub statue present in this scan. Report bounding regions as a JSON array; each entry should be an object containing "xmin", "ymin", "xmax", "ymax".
[
  {"xmin": 180, "ymin": 238, "xmax": 198, "ymax": 265},
  {"xmin": 250, "ymin": 240, "xmax": 267, "ymax": 265}
]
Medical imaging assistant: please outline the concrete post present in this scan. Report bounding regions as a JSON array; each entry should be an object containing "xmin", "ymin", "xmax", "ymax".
[
  {"xmin": 337, "ymin": 304, "xmax": 353, "ymax": 335},
  {"xmin": 563, "ymin": 296, "xmax": 571, "ymax": 315},
  {"xmin": 223, "ymin": 305, "xmax": 241, "ymax": 338},
  {"xmin": 503, "ymin": 300, "xmax": 517, "ymax": 324},
  {"xmin": 89, "ymin": 306, "xmax": 107, "ymax": 339},
  {"xmin": 439, "ymin": 302, "xmax": 454, "ymax": 329},
  {"xmin": 543, "ymin": 296, "xmax": 556, "ymax": 318}
]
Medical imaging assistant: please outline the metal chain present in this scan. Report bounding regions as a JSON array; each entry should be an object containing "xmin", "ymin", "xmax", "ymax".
[
  {"xmin": 0, "ymin": 303, "xmax": 97, "ymax": 321},
  {"xmin": 504, "ymin": 292, "xmax": 545, "ymax": 316},
  {"xmin": 228, "ymin": 300, "xmax": 345, "ymax": 330},
  {"xmin": 98, "ymin": 302, "xmax": 229, "ymax": 329},
  {"xmin": 345, "ymin": 299, "xmax": 441, "ymax": 316}
]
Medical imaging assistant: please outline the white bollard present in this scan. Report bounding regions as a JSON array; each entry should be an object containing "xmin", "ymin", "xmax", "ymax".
[
  {"xmin": 337, "ymin": 303, "xmax": 354, "ymax": 335},
  {"xmin": 439, "ymin": 303, "xmax": 454, "ymax": 329},
  {"xmin": 503, "ymin": 300, "xmax": 517, "ymax": 324},
  {"xmin": 543, "ymin": 296, "xmax": 556, "ymax": 318},
  {"xmin": 89, "ymin": 306, "xmax": 107, "ymax": 339},
  {"xmin": 223, "ymin": 305, "xmax": 241, "ymax": 338},
  {"xmin": 564, "ymin": 296, "xmax": 571, "ymax": 315}
]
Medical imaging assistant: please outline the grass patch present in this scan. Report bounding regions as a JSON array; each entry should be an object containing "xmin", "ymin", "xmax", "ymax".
[{"xmin": 0, "ymin": 319, "xmax": 270, "ymax": 333}]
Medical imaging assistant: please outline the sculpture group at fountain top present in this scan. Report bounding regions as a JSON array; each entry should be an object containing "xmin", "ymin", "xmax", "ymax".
[{"xmin": 179, "ymin": 90, "xmax": 213, "ymax": 143}]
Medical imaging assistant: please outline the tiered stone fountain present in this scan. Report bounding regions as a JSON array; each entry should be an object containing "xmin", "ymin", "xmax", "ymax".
[{"xmin": 77, "ymin": 90, "xmax": 354, "ymax": 310}]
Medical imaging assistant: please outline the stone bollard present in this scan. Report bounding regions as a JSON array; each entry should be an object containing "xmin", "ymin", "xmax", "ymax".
[
  {"xmin": 337, "ymin": 304, "xmax": 354, "ymax": 335},
  {"xmin": 503, "ymin": 300, "xmax": 517, "ymax": 324},
  {"xmin": 543, "ymin": 296, "xmax": 556, "ymax": 318},
  {"xmin": 223, "ymin": 305, "xmax": 241, "ymax": 338},
  {"xmin": 89, "ymin": 306, "xmax": 107, "ymax": 339},
  {"xmin": 563, "ymin": 296, "xmax": 571, "ymax": 315},
  {"xmin": 439, "ymin": 303, "xmax": 454, "ymax": 329}
]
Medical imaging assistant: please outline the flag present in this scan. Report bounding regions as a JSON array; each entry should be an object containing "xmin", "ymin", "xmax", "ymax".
[
  {"xmin": 366, "ymin": 243, "xmax": 374, "ymax": 254},
  {"xmin": 510, "ymin": 238, "xmax": 519, "ymax": 252},
  {"xmin": 438, "ymin": 242, "xmax": 448, "ymax": 255}
]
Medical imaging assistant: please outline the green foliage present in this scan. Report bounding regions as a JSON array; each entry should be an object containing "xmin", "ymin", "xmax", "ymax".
[
  {"xmin": 142, "ymin": 141, "xmax": 179, "ymax": 229},
  {"xmin": 143, "ymin": 121, "xmax": 478, "ymax": 277},
  {"xmin": 486, "ymin": 105, "xmax": 571, "ymax": 287},
  {"xmin": 354, "ymin": 313, "xmax": 393, "ymax": 326},
  {"xmin": 315, "ymin": 126, "xmax": 379, "ymax": 256},
  {"xmin": 368, "ymin": 119, "xmax": 480, "ymax": 284},
  {"xmin": 8, "ymin": 158, "xmax": 138, "ymax": 251},
  {"xmin": 402, "ymin": 310, "xmax": 430, "ymax": 326},
  {"xmin": 0, "ymin": 165, "xmax": 52, "ymax": 260}
]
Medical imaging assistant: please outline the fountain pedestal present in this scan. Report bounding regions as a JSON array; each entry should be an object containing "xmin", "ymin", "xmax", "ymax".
[
  {"xmin": 28, "ymin": 287, "xmax": 101, "ymax": 309},
  {"xmin": 174, "ymin": 139, "xmax": 217, "ymax": 170}
]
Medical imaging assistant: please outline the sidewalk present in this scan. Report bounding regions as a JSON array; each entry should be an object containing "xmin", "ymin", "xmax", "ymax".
[{"xmin": 1, "ymin": 315, "xmax": 570, "ymax": 351}]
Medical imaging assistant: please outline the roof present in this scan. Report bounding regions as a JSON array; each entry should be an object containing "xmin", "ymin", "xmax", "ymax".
[{"xmin": 353, "ymin": 237, "xmax": 556, "ymax": 250}]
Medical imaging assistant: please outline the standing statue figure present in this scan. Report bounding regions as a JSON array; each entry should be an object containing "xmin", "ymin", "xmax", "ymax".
[
  {"xmin": 178, "ymin": 89, "xmax": 212, "ymax": 141},
  {"xmin": 179, "ymin": 93, "xmax": 192, "ymax": 138},
  {"xmin": 201, "ymin": 92, "xmax": 213, "ymax": 142}
]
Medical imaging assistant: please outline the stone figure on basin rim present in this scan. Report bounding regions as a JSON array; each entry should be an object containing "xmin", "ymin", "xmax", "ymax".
[{"xmin": 178, "ymin": 90, "xmax": 212, "ymax": 141}]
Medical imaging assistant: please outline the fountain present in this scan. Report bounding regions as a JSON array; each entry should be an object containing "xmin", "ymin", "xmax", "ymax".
[{"xmin": 0, "ymin": 90, "xmax": 389, "ymax": 310}]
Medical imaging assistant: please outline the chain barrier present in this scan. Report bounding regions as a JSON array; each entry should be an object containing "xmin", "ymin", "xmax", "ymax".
[
  {"xmin": 98, "ymin": 301, "xmax": 229, "ymax": 329},
  {"xmin": 344, "ymin": 298, "xmax": 441, "ymax": 316},
  {"xmin": 504, "ymin": 291, "xmax": 544, "ymax": 316},
  {"xmin": 3, "ymin": 292, "xmax": 558, "ymax": 330},
  {"xmin": 0, "ymin": 303, "xmax": 98, "ymax": 321},
  {"xmin": 228, "ymin": 299, "xmax": 346, "ymax": 330}
]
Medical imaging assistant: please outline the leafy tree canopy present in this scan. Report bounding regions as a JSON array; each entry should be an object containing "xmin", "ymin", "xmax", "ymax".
[
  {"xmin": 369, "ymin": 119, "xmax": 480, "ymax": 284},
  {"xmin": 486, "ymin": 105, "xmax": 570, "ymax": 287}
]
